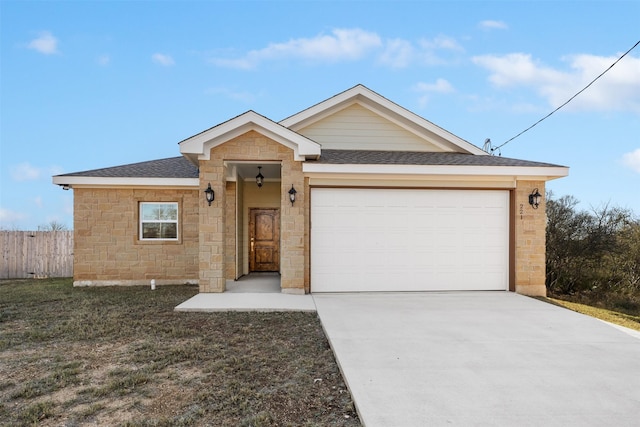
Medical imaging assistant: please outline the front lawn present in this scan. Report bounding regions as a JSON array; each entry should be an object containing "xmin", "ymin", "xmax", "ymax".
[{"xmin": 0, "ymin": 279, "xmax": 359, "ymax": 426}]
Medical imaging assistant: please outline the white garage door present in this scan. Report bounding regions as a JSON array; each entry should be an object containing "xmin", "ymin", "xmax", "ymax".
[{"xmin": 311, "ymin": 188, "xmax": 509, "ymax": 292}]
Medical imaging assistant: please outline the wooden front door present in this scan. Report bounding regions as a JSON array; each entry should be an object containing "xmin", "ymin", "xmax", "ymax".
[{"xmin": 249, "ymin": 208, "xmax": 280, "ymax": 272}]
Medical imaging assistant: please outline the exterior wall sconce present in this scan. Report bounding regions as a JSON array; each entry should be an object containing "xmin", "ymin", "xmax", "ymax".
[
  {"xmin": 529, "ymin": 188, "xmax": 542, "ymax": 209},
  {"xmin": 288, "ymin": 185, "xmax": 297, "ymax": 205},
  {"xmin": 204, "ymin": 183, "xmax": 215, "ymax": 206},
  {"xmin": 256, "ymin": 166, "xmax": 264, "ymax": 188}
]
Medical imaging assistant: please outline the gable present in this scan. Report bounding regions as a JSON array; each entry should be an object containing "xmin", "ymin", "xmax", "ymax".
[
  {"xmin": 281, "ymin": 85, "xmax": 487, "ymax": 155},
  {"xmin": 296, "ymin": 103, "xmax": 447, "ymax": 152},
  {"xmin": 179, "ymin": 111, "xmax": 321, "ymax": 164}
]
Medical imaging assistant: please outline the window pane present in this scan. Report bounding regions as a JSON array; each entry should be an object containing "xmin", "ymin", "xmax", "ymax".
[
  {"xmin": 142, "ymin": 223, "xmax": 160, "ymax": 239},
  {"xmin": 158, "ymin": 204, "xmax": 178, "ymax": 220},
  {"xmin": 141, "ymin": 203, "xmax": 178, "ymax": 221},
  {"xmin": 160, "ymin": 223, "xmax": 177, "ymax": 239},
  {"xmin": 141, "ymin": 204, "xmax": 160, "ymax": 221}
]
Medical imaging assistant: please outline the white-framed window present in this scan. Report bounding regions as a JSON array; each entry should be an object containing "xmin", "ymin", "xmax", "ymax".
[{"xmin": 139, "ymin": 202, "xmax": 179, "ymax": 240}]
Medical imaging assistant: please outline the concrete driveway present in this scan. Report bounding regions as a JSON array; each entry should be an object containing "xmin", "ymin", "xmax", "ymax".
[{"xmin": 313, "ymin": 292, "xmax": 640, "ymax": 426}]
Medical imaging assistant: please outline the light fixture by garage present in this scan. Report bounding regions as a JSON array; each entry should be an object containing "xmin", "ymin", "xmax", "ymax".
[
  {"xmin": 528, "ymin": 188, "xmax": 542, "ymax": 209},
  {"xmin": 256, "ymin": 166, "xmax": 264, "ymax": 188}
]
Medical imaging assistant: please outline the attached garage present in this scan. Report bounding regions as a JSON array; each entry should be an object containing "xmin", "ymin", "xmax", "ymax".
[{"xmin": 310, "ymin": 188, "xmax": 510, "ymax": 292}]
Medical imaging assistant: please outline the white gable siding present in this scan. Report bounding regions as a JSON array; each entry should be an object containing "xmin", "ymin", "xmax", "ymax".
[{"xmin": 297, "ymin": 103, "xmax": 446, "ymax": 152}]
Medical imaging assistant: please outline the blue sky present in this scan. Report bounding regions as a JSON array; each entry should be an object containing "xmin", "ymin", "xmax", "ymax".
[{"xmin": 1, "ymin": 0, "xmax": 639, "ymax": 230}]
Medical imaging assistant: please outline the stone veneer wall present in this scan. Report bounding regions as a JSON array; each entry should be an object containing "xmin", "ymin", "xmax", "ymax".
[
  {"xmin": 199, "ymin": 130, "xmax": 306, "ymax": 293},
  {"xmin": 224, "ymin": 181, "xmax": 236, "ymax": 280},
  {"xmin": 514, "ymin": 180, "xmax": 547, "ymax": 296},
  {"xmin": 72, "ymin": 188, "xmax": 199, "ymax": 286}
]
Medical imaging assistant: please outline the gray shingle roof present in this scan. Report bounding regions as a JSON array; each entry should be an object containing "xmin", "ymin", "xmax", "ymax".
[
  {"xmin": 56, "ymin": 150, "xmax": 565, "ymax": 180},
  {"xmin": 311, "ymin": 149, "xmax": 564, "ymax": 168},
  {"xmin": 57, "ymin": 157, "xmax": 199, "ymax": 178}
]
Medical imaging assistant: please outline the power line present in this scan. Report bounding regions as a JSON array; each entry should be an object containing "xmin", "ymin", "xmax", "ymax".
[{"xmin": 488, "ymin": 39, "xmax": 640, "ymax": 155}]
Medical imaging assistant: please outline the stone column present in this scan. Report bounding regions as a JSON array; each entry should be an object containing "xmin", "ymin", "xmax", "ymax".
[
  {"xmin": 514, "ymin": 180, "xmax": 547, "ymax": 296},
  {"xmin": 198, "ymin": 157, "xmax": 226, "ymax": 293},
  {"xmin": 279, "ymin": 160, "xmax": 306, "ymax": 294}
]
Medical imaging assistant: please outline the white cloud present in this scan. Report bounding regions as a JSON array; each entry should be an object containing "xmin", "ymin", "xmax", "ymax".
[
  {"xmin": 0, "ymin": 208, "xmax": 26, "ymax": 228},
  {"xmin": 209, "ymin": 29, "xmax": 467, "ymax": 70},
  {"xmin": 208, "ymin": 28, "xmax": 471, "ymax": 70},
  {"xmin": 415, "ymin": 79, "xmax": 455, "ymax": 94},
  {"xmin": 379, "ymin": 38, "xmax": 414, "ymax": 68},
  {"xmin": 10, "ymin": 162, "xmax": 41, "ymax": 181},
  {"xmin": 418, "ymin": 35, "xmax": 465, "ymax": 65},
  {"xmin": 479, "ymin": 20, "xmax": 508, "ymax": 30},
  {"xmin": 97, "ymin": 54, "xmax": 111, "ymax": 66},
  {"xmin": 211, "ymin": 28, "xmax": 382, "ymax": 69},
  {"xmin": 622, "ymin": 149, "xmax": 640, "ymax": 173},
  {"xmin": 414, "ymin": 78, "xmax": 455, "ymax": 106},
  {"xmin": 34, "ymin": 196, "xmax": 43, "ymax": 209},
  {"xmin": 9, "ymin": 163, "xmax": 62, "ymax": 182},
  {"xmin": 27, "ymin": 31, "xmax": 59, "ymax": 55},
  {"xmin": 152, "ymin": 53, "xmax": 175, "ymax": 66},
  {"xmin": 472, "ymin": 52, "xmax": 640, "ymax": 113},
  {"xmin": 420, "ymin": 35, "xmax": 464, "ymax": 52},
  {"xmin": 472, "ymin": 53, "xmax": 566, "ymax": 87},
  {"xmin": 564, "ymin": 54, "xmax": 640, "ymax": 113}
]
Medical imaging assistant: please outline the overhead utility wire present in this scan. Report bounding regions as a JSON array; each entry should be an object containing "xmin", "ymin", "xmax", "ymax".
[{"xmin": 489, "ymin": 39, "xmax": 640, "ymax": 154}]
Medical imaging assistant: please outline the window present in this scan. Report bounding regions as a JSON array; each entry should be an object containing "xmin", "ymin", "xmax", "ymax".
[{"xmin": 139, "ymin": 202, "xmax": 178, "ymax": 240}]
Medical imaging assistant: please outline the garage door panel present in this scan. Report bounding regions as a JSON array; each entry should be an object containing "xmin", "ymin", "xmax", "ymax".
[{"xmin": 311, "ymin": 188, "xmax": 509, "ymax": 292}]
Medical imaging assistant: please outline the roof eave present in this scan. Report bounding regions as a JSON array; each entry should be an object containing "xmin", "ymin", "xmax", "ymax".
[
  {"xmin": 52, "ymin": 176, "xmax": 199, "ymax": 189},
  {"xmin": 302, "ymin": 163, "xmax": 569, "ymax": 180}
]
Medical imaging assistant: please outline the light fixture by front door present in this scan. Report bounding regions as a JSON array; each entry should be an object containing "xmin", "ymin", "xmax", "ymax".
[
  {"xmin": 529, "ymin": 188, "xmax": 542, "ymax": 209},
  {"xmin": 204, "ymin": 183, "xmax": 214, "ymax": 206},
  {"xmin": 288, "ymin": 185, "xmax": 297, "ymax": 205},
  {"xmin": 256, "ymin": 166, "xmax": 264, "ymax": 188}
]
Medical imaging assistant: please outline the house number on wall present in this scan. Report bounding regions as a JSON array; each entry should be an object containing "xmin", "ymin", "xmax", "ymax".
[{"xmin": 519, "ymin": 203, "xmax": 524, "ymax": 220}]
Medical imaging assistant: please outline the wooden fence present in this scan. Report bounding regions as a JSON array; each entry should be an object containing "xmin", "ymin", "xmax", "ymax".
[{"xmin": 0, "ymin": 231, "xmax": 73, "ymax": 279}]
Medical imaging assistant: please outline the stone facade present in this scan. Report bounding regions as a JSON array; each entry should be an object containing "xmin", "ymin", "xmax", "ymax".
[
  {"xmin": 198, "ymin": 131, "xmax": 306, "ymax": 294},
  {"xmin": 513, "ymin": 180, "xmax": 547, "ymax": 296},
  {"xmin": 72, "ymin": 188, "xmax": 199, "ymax": 286},
  {"xmin": 70, "ymin": 175, "xmax": 550, "ymax": 296}
]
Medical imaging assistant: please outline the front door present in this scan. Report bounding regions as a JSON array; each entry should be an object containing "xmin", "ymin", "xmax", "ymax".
[{"xmin": 249, "ymin": 208, "xmax": 280, "ymax": 272}]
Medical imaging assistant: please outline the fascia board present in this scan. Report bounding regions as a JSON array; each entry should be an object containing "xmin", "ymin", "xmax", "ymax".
[
  {"xmin": 180, "ymin": 111, "xmax": 320, "ymax": 161},
  {"xmin": 52, "ymin": 176, "xmax": 199, "ymax": 188},
  {"xmin": 302, "ymin": 163, "xmax": 569, "ymax": 179}
]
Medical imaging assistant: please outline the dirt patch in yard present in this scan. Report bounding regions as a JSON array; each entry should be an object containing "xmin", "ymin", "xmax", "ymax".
[{"xmin": 0, "ymin": 279, "xmax": 359, "ymax": 426}]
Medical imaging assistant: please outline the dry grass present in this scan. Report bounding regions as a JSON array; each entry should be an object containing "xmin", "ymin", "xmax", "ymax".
[
  {"xmin": 544, "ymin": 297, "xmax": 640, "ymax": 332},
  {"xmin": 0, "ymin": 278, "xmax": 359, "ymax": 426}
]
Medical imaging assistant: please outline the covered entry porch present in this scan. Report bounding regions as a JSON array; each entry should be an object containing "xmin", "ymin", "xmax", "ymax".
[{"xmin": 187, "ymin": 124, "xmax": 314, "ymax": 294}]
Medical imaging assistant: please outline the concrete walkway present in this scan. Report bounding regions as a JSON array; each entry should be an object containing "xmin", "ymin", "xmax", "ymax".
[
  {"xmin": 175, "ymin": 273, "xmax": 316, "ymax": 312},
  {"xmin": 174, "ymin": 292, "xmax": 315, "ymax": 312},
  {"xmin": 313, "ymin": 292, "xmax": 640, "ymax": 427}
]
